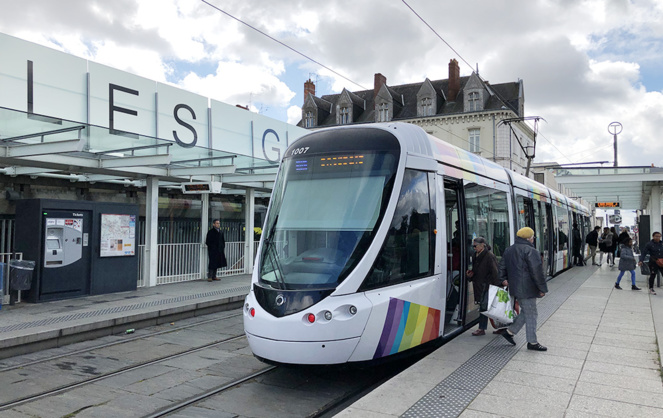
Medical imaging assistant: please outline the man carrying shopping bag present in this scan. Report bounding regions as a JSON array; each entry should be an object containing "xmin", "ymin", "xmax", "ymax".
[{"xmin": 498, "ymin": 227, "xmax": 548, "ymax": 351}]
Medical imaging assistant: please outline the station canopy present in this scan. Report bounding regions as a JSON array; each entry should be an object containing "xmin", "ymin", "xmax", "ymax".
[
  {"xmin": 553, "ymin": 166, "xmax": 663, "ymax": 210},
  {"xmin": 0, "ymin": 106, "xmax": 279, "ymax": 191}
]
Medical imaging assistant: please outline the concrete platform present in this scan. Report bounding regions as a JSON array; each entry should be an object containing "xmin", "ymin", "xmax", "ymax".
[
  {"xmin": 336, "ymin": 265, "xmax": 663, "ymax": 417},
  {"xmin": 0, "ymin": 274, "xmax": 251, "ymax": 359}
]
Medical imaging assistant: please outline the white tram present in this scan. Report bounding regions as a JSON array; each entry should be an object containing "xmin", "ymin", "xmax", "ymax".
[{"xmin": 243, "ymin": 123, "xmax": 590, "ymax": 365}]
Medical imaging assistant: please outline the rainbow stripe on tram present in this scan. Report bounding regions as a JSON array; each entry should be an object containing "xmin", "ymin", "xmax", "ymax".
[{"xmin": 373, "ymin": 298, "xmax": 441, "ymax": 359}]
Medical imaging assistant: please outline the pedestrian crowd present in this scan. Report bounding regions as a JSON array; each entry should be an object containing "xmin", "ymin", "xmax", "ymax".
[{"xmin": 470, "ymin": 224, "xmax": 658, "ymax": 353}]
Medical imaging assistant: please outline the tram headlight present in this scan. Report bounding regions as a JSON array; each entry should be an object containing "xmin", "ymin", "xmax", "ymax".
[
  {"xmin": 245, "ymin": 303, "xmax": 249, "ymax": 312},
  {"xmin": 349, "ymin": 305, "xmax": 357, "ymax": 315},
  {"xmin": 324, "ymin": 311, "xmax": 332, "ymax": 321}
]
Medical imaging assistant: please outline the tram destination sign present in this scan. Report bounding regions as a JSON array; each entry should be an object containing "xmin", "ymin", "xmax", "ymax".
[{"xmin": 595, "ymin": 202, "xmax": 620, "ymax": 208}]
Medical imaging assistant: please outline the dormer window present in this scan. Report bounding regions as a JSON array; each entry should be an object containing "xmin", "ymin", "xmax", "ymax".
[
  {"xmin": 305, "ymin": 111, "xmax": 314, "ymax": 128},
  {"xmin": 468, "ymin": 92, "xmax": 480, "ymax": 111},
  {"xmin": 339, "ymin": 107, "xmax": 350, "ymax": 124},
  {"xmin": 377, "ymin": 103, "xmax": 389, "ymax": 122},
  {"xmin": 421, "ymin": 97, "xmax": 433, "ymax": 116}
]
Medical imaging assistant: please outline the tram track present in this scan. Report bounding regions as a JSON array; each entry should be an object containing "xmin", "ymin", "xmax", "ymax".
[
  {"xmin": 0, "ymin": 312, "xmax": 247, "ymax": 412},
  {"xmin": 0, "ymin": 333, "xmax": 247, "ymax": 411},
  {"xmin": 0, "ymin": 311, "xmax": 243, "ymax": 373}
]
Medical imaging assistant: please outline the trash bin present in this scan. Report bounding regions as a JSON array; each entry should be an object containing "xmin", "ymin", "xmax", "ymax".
[{"xmin": 9, "ymin": 259, "xmax": 35, "ymax": 292}]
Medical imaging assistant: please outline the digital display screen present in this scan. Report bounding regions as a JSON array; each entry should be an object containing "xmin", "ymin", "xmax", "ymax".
[
  {"xmin": 183, "ymin": 183, "xmax": 211, "ymax": 192},
  {"xmin": 595, "ymin": 202, "xmax": 620, "ymax": 208},
  {"xmin": 289, "ymin": 153, "xmax": 377, "ymax": 176}
]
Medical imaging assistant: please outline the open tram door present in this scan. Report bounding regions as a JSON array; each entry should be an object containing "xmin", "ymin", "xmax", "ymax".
[
  {"xmin": 442, "ymin": 178, "xmax": 474, "ymax": 336},
  {"xmin": 515, "ymin": 195, "xmax": 550, "ymax": 281}
]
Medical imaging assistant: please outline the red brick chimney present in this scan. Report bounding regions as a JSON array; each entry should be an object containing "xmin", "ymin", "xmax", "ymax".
[
  {"xmin": 304, "ymin": 79, "xmax": 315, "ymax": 103},
  {"xmin": 374, "ymin": 73, "xmax": 387, "ymax": 100},
  {"xmin": 448, "ymin": 59, "xmax": 460, "ymax": 101}
]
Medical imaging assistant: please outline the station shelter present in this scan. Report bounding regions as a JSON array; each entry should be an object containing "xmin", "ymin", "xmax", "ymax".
[
  {"xmin": 0, "ymin": 33, "xmax": 307, "ymax": 303},
  {"xmin": 554, "ymin": 166, "xmax": 663, "ymax": 249}
]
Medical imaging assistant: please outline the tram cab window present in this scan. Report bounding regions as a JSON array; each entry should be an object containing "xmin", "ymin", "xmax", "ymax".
[{"xmin": 363, "ymin": 169, "xmax": 433, "ymax": 290}]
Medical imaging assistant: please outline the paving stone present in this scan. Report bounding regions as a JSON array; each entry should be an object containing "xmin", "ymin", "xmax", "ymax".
[{"xmin": 568, "ymin": 394, "xmax": 663, "ymax": 417}]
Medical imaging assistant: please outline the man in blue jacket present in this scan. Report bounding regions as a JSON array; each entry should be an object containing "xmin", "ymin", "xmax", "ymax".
[{"xmin": 499, "ymin": 227, "xmax": 548, "ymax": 351}]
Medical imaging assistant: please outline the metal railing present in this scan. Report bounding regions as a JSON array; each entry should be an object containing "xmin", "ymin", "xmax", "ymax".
[
  {"xmin": 1, "ymin": 252, "xmax": 24, "ymax": 305},
  {"xmin": 137, "ymin": 241, "xmax": 257, "ymax": 287}
]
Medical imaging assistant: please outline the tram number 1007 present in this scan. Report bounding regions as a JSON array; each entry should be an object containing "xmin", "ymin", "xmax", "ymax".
[{"xmin": 291, "ymin": 147, "xmax": 310, "ymax": 156}]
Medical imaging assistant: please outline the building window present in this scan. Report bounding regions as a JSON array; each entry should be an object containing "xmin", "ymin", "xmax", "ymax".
[
  {"xmin": 421, "ymin": 97, "xmax": 433, "ymax": 116},
  {"xmin": 340, "ymin": 107, "xmax": 350, "ymax": 124},
  {"xmin": 468, "ymin": 92, "xmax": 480, "ymax": 111},
  {"xmin": 469, "ymin": 128, "xmax": 480, "ymax": 153},
  {"xmin": 378, "ymin": 103, "xmax": 389, "ymax": 122},
  {"xmin": 305, "ymin": 111, "xmax": 314, "ymax": 128}
]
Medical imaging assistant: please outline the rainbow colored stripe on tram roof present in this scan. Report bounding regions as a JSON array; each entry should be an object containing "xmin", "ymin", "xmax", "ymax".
[{"xmin": 373, "ymin": 298, "xmax": 441, "ymax": 359}]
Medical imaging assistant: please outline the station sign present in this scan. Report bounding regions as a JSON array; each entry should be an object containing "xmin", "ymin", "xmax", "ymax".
[{"xmin": 595, "ymin": 202, "xmax": 620, "ymax": 208}]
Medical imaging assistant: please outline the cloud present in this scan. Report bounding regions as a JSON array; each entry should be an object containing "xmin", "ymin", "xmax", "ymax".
[{"xmin": 287, "ymin": 105, "xmax": 302, "ymax": 125}]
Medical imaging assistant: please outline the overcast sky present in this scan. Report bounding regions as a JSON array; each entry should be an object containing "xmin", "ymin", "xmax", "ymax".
[{"xmin": 1, "ymin": 0, "xmax": 662, "ymax": 169}]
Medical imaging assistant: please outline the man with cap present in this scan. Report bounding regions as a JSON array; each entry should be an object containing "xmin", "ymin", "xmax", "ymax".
[{"xmin": 499, "ymin": 227, "xmax": 548, "ymax": 351}]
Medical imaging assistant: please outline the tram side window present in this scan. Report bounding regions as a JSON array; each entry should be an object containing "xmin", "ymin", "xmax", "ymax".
[
  {"xmin": 362, "ymin": 169, "xmax": 433, "ymax": 290},
  {"xmin": 555, "ymin": 205, "xmax": 570, "ymax": 250},
  {"xmin": 464, "ymin": 183, "xmax": 510, "ymax": 259},
  {"xmin": 516, "ymin": 196, "xmax": 531, "ymax": 229}
]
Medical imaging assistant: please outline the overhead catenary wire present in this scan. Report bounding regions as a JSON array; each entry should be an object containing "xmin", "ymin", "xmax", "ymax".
[{"xmin": 200, "ymin": 0, "xmax": 368, "ymax": 91}]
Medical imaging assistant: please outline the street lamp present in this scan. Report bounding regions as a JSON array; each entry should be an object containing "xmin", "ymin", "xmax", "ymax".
[{"xmin": 608, "ymin": 122, "xmax": 622, "ymax": 168}]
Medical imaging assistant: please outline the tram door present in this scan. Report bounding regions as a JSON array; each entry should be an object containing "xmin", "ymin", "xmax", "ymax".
[
  {"xmin": 534, "ymin": 201, "xmax": 550, "ymax": 277},
  {"xmin": 443, "ymin": 180, "xmax": 467, "ymax": 336}
]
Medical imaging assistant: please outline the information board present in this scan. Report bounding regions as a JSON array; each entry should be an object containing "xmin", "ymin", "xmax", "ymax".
[{"xmin": 100, "ymin": 214, "xmax": 136, "ymax": 257}]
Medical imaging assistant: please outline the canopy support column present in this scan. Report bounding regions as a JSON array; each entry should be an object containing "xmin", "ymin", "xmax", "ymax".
[
  {"xmin": 200, "ymin": 194, "xmax": 209, "ymax": 279},
  {"xmin": 650, "ymin": 184, "xmax": 662, "ymax": 236},
  {"xmin": 144, "ymin": 177, "xmax": 159, "ymax": 287},
  {"xmin": 244, "ymin": 188, "xmax": 255, "ymax": 274}
]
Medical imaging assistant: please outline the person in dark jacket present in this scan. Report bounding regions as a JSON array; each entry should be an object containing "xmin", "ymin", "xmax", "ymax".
[
  {"xmin": 615, "ymin": 238, "xmax": 640, "ymax": 290},
  {"xmin": 467, "ymin": 237, "xmax": 507, "ymax": 336},
  {"xmin": 205, "ymin": 219, "xmax": 227, "ymax": 282},
  {"xmin": 610, "ymin": 227, "xmax": 618, "ymax": 267},
  {"xmin": 499, "ymin": 227, "xmax": 548, "ymax": 351},
  {"xmin": 618, "ymin": 228, "xmax": 631, "ymax": 245},
  {"xmin": 639, "ymin": 231, "xmax": 663, "ymax": 295},
  {"xmin": 572, "ymin": 223, "xmax": 583, "ymax": 266},
  {"xmin": 586, "ymin": 226, "xmax": 600, "ymax": 265}
]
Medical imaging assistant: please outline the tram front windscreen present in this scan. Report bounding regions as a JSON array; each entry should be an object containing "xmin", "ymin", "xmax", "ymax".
[{"xmin": 259, "ymin": 148, "xmax": 399, "ymax": 290}]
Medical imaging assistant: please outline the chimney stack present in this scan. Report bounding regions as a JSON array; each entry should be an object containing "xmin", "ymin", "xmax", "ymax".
[
  {"xmin": 448, "ymin": 59, "xmax": 460, "ymax": 101},
  {"xmin": 304, "ymin": 79, "xmax": 315, "ymax": 103},
  {"xmin": 374, "ymin": 73, "xmax": 387, "ymax": 100}
]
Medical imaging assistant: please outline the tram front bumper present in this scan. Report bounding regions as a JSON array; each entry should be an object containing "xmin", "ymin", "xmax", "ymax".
[{"xmin": 245, "ymin": 332, "xmax": 361, "ymax": 365}]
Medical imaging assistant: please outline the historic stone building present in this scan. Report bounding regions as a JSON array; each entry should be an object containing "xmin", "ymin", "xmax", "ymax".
[{"xmin": 299, "ymin": 59, "xmax": 535, "ymax": 177}]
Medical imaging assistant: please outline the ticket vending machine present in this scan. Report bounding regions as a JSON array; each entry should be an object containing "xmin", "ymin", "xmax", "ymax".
[{"xmin": 40, "ymin": 210, "xmax": 91, "ymax": 299}]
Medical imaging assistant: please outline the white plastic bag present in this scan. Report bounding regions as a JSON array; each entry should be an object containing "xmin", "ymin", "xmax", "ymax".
[{"xmin": 481, "ymin": 285, "xmax": 515, "ymax": 324}]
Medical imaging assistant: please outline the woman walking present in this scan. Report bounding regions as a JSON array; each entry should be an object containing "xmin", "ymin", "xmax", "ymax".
[
  {"xmin": 467, "ymin": 237, "xmax": 507, "ymax": 336},
  {"xmin": 615, "ymin": 238, "xmax": 641, "ymax": 291},
  {"xmin": 599, "ymin": 227, "xmax": 613, "ymax": 266},
  {"xmin": 610, "ymin": 227, "xmax": 618, "ymax": 267}
]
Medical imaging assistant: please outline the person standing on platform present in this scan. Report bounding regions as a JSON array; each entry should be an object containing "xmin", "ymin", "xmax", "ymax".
[
  {"xmin": 615, "ymin": 238, "xmax": 641, "ymax": 291},
  {"xmin": 467, "ymin": 237, "xmax": 507, "ymax": 336},
  {"xmin": 639, "ymin": 232, "xmax": 663, "ymax": 295},
  {"xmin": 499, "ymin": 227, "xmax": 548, "ymax": 351},
  {"xmin": 572, "ymin": 223, "xmax": 583, "ymax": 266},
  {"xmin": 205, "ymin": 219, "xmax": 227, "ymax": 282},
  {"xmin": 610, "ymin": 227, "xmax": 619, "ymax": 267},
  {"xmin": 599, "ymin": 227, "xmax": 613, "ymax": 266},
  {"xmin": 586, "ymin": 226, "xmax": 601, "ymax": 265}
]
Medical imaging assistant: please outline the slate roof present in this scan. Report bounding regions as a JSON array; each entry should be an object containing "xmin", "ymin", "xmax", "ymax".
[{"xmin": 299, "ymin": 75, "xmax": 522, "ymax": 128}]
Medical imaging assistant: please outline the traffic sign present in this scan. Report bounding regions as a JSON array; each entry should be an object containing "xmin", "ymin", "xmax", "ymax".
[{"xmin": 595, "ymin": 202, "xmax": 620, "ymax": 208}]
